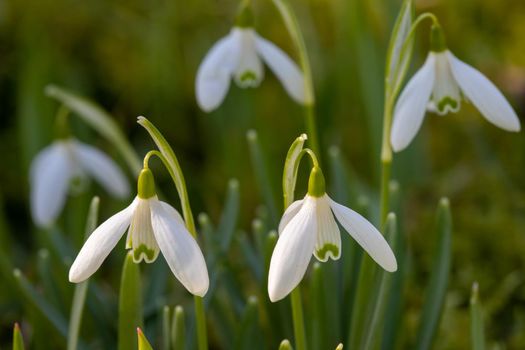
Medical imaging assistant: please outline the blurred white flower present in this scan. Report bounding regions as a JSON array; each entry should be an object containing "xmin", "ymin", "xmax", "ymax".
[
  {"xmin": 391, "ymin": 49, "xmax": 521, "ymax": 152},
  {"xmin": 196, "ymin": 27, "xmax": 307, "ymax": 112},
  {"xmin": 69, "ymin": 169, "xmax": 209, "ymax": 297},
  {"xmin": 30, "ymin": 138, "xmax": 129, "ymax": 227},
  {"xmin": 268, "ymin": 167, "xmax": 397, "ymax": 302}
]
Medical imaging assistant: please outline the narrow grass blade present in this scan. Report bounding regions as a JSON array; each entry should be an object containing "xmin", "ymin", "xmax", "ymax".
[
  {"xmin": 13, "ymin": 323, "xmax": 25, "ymax": 350},
  {"xmin": 217, "ymin": 179, "xmax": 240, "ymax": 252},
  {"xmin": 162, "ymin": 306, "xmax": 171, "ymax": 350},
  {"xmin": 44, "ymin": 84, "xmax": 141, "ymax": 174},
  {"xmin": 236, "ymin": 232, "xmax": 263, "ymax": 282},
  {"xmin": 138, "ymin": 328, "xmax": 154, "ymax": 350},
  {"xmin": 67, "ymin": 196, "xmax": 99, "ymax": 350},
  {"xmin": 234, "ymin": 296, "xmax": 263, "ymax": 350},
  {"xmin": 118, "ymin": 252, "xmax": 143, "ymax": 350},
  {"xmin": 13, "ymin": 269, "xmax": 69, "ymax": 337},
  {"xmin": 361, "ymin": 213, "xmax": 398, "ymax": 349},
  {"xmin": 310, "ymin": 263, "xmax": 324, "ymax": 349},
  {"xmin": 246, "ymin": 130, "xmax": 278, "ymax": 226},
  {"xmin": 415, "ymin": 198, "xmax": 452, "ymax": 350},
  {"xmin": 171, "ymin": 306, "xmax": 185, "ymax": 350},
  {"xmin": 470, "ymin": 282, "xmax": 486, "ymax": 350}
]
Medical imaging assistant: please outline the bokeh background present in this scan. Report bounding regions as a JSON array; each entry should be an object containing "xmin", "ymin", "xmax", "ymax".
[{"xmin": 0, "ymin": 0, "xmax": 524, "ymax": 348}]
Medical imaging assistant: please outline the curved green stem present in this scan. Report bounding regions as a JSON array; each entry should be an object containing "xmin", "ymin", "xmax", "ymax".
[
  {"xmin": 380, "ymin": 11, "xmax": 439, "ymax": 225},
  {"xmin": 271, "ymin": 0, "xmax": 320, "ymax": 161},
  {"xmin": 137, "ymin": 117, "xmax": 207, "ymax": 350},
  {"xmin": 388, "ymin": 12, "xmax": 440, "ymax": 103}
]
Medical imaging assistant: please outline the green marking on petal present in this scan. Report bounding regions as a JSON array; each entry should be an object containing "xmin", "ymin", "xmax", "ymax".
[
  {"xmin": 132, "ymin": 244, "xmax": 157, "ymax": 263},
  {"xmin": 316, "ymin": 243, "xmax": 339, "ymax": 261},
  {"xmin": 437, "ymin": 96, "xmax": 459, "ymax": 113},
  {"xmin": 240, "ymin": 71, "xmax": 257, "ymax": 84}
]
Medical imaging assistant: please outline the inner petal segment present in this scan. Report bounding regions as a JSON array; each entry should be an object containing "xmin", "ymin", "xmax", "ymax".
[{"xmin": 127, "ymin": 199, "xmax": 160, "ymax": 263}]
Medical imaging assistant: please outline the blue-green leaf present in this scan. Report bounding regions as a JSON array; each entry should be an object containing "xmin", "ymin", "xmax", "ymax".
[
  {"xmin": 118, "ymin": 252, "xmax": 143, "ymax": 350},
  {"xmin": 415, "ymin": 198, "xmax": 452, "ymax": 350}
]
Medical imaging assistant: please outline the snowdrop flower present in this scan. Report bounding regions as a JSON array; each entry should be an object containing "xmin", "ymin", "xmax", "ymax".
[
  {"xmin": 195, "ymin": 4, "xmax": 307, "ymax": 112},
  {"xmin": 69, "ymin": 168, "xmax": 209, "ymax": 297},
  {"xmin": 391, "ymin": 24, "xmax": 521, "ymax": 152},
  {"xmin": 268, "ymin": 166, "xmax": 397, "ymax": 302},
  {"xmin": 30, "ymin": 138, "xmax": 129, "ymax": 228}
]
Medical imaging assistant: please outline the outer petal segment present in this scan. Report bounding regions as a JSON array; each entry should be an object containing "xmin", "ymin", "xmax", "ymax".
[
  {"xmin": 69, "ymin": 198, "xmax": 138, "ymax": 283},
  {"xmin": 73, "ymin": 140, "xmax": 130, "ymax": 198},
  {"xmin": 391, "ymin": 53, "xmax": 436, "ymax": 152},
  {"xmin": 268, "ymin": 197, "xmax": 317, "ymax": 302},
  {"xmin": 150, "ymin": 200, "xmax": 209, "ymax": 297},
  {"xmin": 195, "ymin": 32, "xmax": 239, "ymax": 112},
  {"xmin": 328, "ymin": 197, "xmax": 397, "ymax": 272},
  {"xmin": 30, "ymin": 141, "xmax": 73, "ymax": 227},
  {"xmin": 447, "ymin": 51, "xmax": 521, "ymax": 132},
  {"xmin": 278, "ymin": 199, "xmax": 304, "ymax": 234},
  {"xmin": 255, "ymin": 35, "xmax": 306, "ymax": 104}
]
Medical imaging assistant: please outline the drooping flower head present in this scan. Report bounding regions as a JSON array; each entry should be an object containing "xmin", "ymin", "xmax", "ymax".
[
  {"xmin": 391, "ymin": 24, "xmax": 521, "ymax": 152},
  {"xmin": 30, "ymin": 138, "xmax": 130, "ymax": 227},
  {"xmin": 268, "ymin": 147, "xmax": 397, "ymax": 302},
  {"xmin": 195, "ymin": 1, "xmax": 308, "ymax": 112},
  {"xmin": 69, "ymin": 167, "xmax": 209, "ymax": 297}
]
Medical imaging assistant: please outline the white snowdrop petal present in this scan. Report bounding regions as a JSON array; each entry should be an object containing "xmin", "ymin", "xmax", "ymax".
[
  {"xmin": 73, "ymin": 140, "xmax": 130, "ymax": 198},
  {"xmin": 313, "ymin": 195, "xmax": 341, "ymax": 262},
  {"xmin": 30, "ymin": 142, "xmax": 73, "ymax": 227},
  {"xmin": 328, "ymin": 197, "xmax": 397, "ymax": 272},
  {"xmin": 195, "ymin": 32, "xmax": 239, "ymax": 112},
  {"xmin": 69, "ymin": 198, "xmax": 138, "ymax": 283},
  {"xmin": 150, "ymin": 200, "xmax": 209, "ymax": 297},
  {"xmin": 391, "ymin": 54, "xmax": 436, "ymax": 152},
  {"xmin": 255, "ymin": 35, "xmax": 306, "ymax": 104},
  {"xmin": 447, "ymin": 51, "xmax": 521, "ymax": 132},
  {"xmin": 430, "ymin": 52, "xmax": 461, "ymax": 115},
  {"xmin": 268, "ymin": 197, "xmax": 317, "ymax": 302},
  {"xmin": 278, "ymin": 199, "xmax": 304, "ymax": 235},
  {"xmin": 127, "ymin": 198, "xmax": 159, "ymax": 263},
  {"xmin": 233, "ymin": 29, "xmax": 264, "ymax": 88}
]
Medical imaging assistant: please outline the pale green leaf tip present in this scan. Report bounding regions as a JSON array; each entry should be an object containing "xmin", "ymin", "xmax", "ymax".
[
  {"xmin": 137, "ymin": 327, "xmax": 154, "ymax": 350},
  {"xmin": 197, "ymin": 213, "xmax": 209, "ymax": 225},
  {"xmin": 470, "ymin": 281, "xmax": 479, "ymax": 305},
  {"xmin": 279, "ymin": 339, "xmax": 293, "ymax": 350},
  {"xmin": 328, "ymin": 145, "xmax": 340, "ymax": 157},
  {"xmin": 174, "ymin": 305, "xmax": 184, "ymax": 315},
  {"xmin": 246, "ymin": 129, "xmax": 257, "ymax": 141},
  {"xmin": 44, "ymin": 84, "xmax": 57, "ymax": 97},
  {"xmin": 229, "ymin": 178, "xmax": 240, "ymax": 190},
  {"xmin": 335, "ymin": 344, "xmax": 343, "ymax": 350},
  {"xmin": 13, "ymin": 323, "xmax": 25, "ymax": 350},
  {"xmin": 439, "ymin": 197, "xmax": 450, "ymax": 208},
  {"xmin": 386, "ymin": 212, "xmax": 397, "ymax": 222},
  {"xmin": 137, "ymin": 115, "xmax": 147, "ymax": 124}
]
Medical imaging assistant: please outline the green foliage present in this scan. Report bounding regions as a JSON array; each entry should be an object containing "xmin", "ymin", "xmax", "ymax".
[
  {"xmin": 1, "ymin": 0, "xmax": 524, "ymax": 349},
  {"xmin": 119, "ymin": 252, "xmax": 143, "ymax": 350}
]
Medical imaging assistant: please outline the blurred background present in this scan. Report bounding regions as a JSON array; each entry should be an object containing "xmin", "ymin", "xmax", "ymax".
[{"xmin": 0, "ymin": 0, "xmax": 524, "ymax": 348}]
